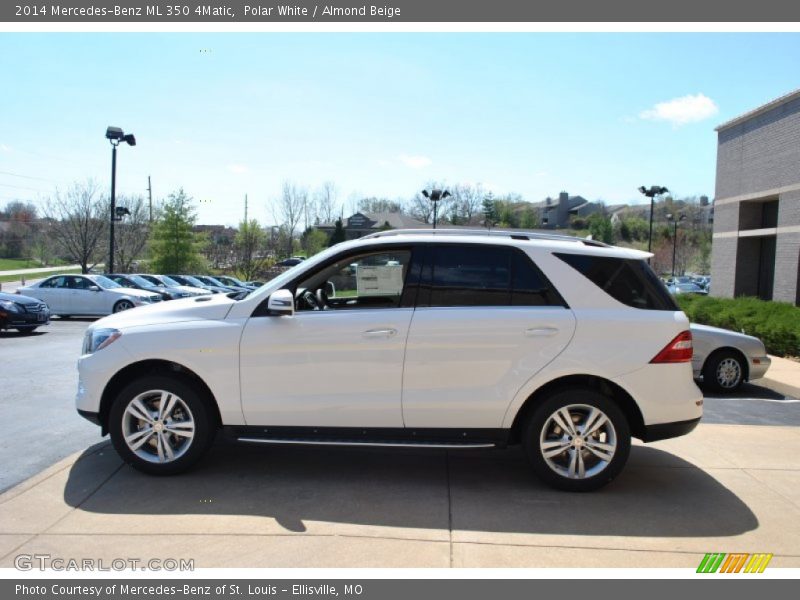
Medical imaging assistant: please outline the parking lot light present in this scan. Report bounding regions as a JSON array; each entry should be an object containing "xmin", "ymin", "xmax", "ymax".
[
  {"xmin": 106, "ymin": 126, "xmax": 136, "ymax": 274},
  {"xmin": 422, "ymin": 189, "xmax": 451, "ymax": 229},
  {"xmin": 638, "ymin": 185, "xmax": 669, "ymax": 258}
]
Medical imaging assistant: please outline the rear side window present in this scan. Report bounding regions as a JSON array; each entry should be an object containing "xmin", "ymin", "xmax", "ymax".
[
  {"xmin": 428, "ymin": 245, "xmax": 510, "ymax": 307},
  {"xmin": 554, "ymin": 253, "xmax": 677, "ymax": 311},
  {"xmin": 418, "ymin": 245, "xmax": 564, "ymax": 308}
]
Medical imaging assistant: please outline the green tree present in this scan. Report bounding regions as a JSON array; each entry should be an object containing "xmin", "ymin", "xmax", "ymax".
[
  {"xmin": 519, "ymin": 208, "xmax": 540, "ymax": 230},
  {"xmin": 482, "ymin": 194, "xmax": 498, "ymax": 227},
  {"xmin": 328, "ymin": 218, "xmax": 346, "ymax": 246},
  {"xmin": 587, "ymin": 213, "xmax": 614, "ymax": 244},
  {"xmin": 301, "ymin": 227, "xmax": 329, "ymax": 257},
  {"xmin": 234, "ymin": 219, "xmax": 268, "ymax": 280},
  {"xmin": 150, "ymin": 189, "xmax": 205, "ymax": 273}
]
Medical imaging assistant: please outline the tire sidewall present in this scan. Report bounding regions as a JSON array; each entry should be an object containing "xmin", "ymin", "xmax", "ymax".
[
  {"xmin": 114, "ymin": 300, "xmax": 134, "ymax": 313},
  {"xmin": 108, "ymin": 375, "xmax": 214, "ymax": 475},
  {"xmin": 703, "ymin": 350, "xmax": 743, "ymax": 393},
  {"xmin": 522, "ymin": 388, "xmax": 631, "ymax": 492}
]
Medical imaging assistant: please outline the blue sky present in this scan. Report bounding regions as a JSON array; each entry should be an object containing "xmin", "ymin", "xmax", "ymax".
[{"xmin": 1, "ymin": 33, "xmax": 799, "ymax": 225}]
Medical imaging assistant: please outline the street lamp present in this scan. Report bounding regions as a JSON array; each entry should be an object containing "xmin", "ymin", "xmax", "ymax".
[
  {"xmin": 422, "ymin": 189, "xmax": 451, "ymax": 229},
  {"xmin": 106, "ymin": 126, "xmax": 136, "ymax": 273},
  {"xmin": 666, "ymin": 213, "xmax": 687, "ymax": 278},
  {"xmin": 638, "ymin": 185, "xmax": 669, "ymax": 256}
]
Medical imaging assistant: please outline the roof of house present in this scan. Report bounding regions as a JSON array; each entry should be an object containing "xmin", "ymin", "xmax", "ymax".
[
  {"xmin": 319, "ymin": 211, "xmax": 429, "ymax": 230},
  {"xmin": 715, "ymin": 88, "xmax": 800, "ymax": 132}
]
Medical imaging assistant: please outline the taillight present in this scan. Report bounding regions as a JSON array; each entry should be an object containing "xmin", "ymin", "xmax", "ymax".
[{"xmin": 650, "ymin": 330, "xmax": 693, "ymax": 363}]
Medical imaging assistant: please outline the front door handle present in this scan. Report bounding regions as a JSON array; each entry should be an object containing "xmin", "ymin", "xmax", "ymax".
[
  {"xmin": 524, "ymin": 327, "xmax": 559, "ymax": 337},
  {"xmin": 362, "ymin": 328, "xmax": 398, "ymax": 338}
]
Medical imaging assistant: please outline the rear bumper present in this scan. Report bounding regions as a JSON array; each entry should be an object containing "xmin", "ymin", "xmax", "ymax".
[{"xmin": 641, "ymin": 417, "xmax": 701, "ymax": 442}]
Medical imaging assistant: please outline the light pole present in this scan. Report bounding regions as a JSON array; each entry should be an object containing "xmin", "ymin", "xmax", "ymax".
[
  {"xmin": 666, "ymin": 213, "xmax": 687, "ymax": 277},
  {"xmin": 422, "ymin": 189, "xmax": 451, "ymax": 229},
  {"xmin": 638, "ymin": 185, "xmax": 669, "ymax": 256},
  {"xmin": 105, "ymin": 126, "xmax": 136, "ymax": 273}
]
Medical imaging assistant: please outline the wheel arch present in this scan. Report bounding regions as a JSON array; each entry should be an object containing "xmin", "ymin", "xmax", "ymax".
[
  {"xmin": 704, "ymin": 346, "xmax": 750, "ymax": 382},
  {"xmin": 98, "ymin": 359, "xmax": 222, "ymax": 436},
  {"xmin": 508, "ymin": 374, "xmax": 646, "ymax": 444}
]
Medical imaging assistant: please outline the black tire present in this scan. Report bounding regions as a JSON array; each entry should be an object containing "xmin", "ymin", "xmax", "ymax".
[
  {"xmin": 113, "ymin": 300, "xmax": 135, "ymax": 313},
  {"xmin": 108, "ymin": 375, "xmax": 217, "ymax": 475},
  {"xmin": 16, "ymin": 326, "xmax": 38, "ymax": 334},
  {"xmin": 522, "ymin": 388, "xmax": 631, "ymax": 492},
  {"xmin": 702, "ymin": 349, "xmax": 745, "ymax": 393}
]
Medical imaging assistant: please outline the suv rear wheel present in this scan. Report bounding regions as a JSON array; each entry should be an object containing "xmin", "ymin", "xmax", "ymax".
[
  {"xmin": 522, "ymin": 388, "xmax": 631, "ymax": 492},
  {"xmin": 108, "ymin": 375, "xmax": 215, "ymax": 475}
]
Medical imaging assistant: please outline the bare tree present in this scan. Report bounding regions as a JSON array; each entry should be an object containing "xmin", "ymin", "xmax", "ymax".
[
  {"xmin": 406, "ymin": 182, "xmax": 453, "ymax": 224},
  {"xmin": 45, "ymin": 181, "xmax": 107, "ymax": 273},
  {"xmin": 113, "ymin": 194, "xmax": 151, "ymax": 272},
  {"xmin": 450, "ymin": 183, "xmax": 484, "ymax": 224},
  {"xmin": 271, "ymin": 181, "xmax": 307, "ymax": 257},
  {"xmin": 315, "ymin": 181, "xmax": 338, "ymax": 224}
]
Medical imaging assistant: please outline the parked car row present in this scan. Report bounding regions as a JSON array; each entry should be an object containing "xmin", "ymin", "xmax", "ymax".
[
  {"xmin": 664, "ymin": 274, "xmax": 711, "ymax": 295},
  {"xmin": 12, "ymin": 272, "xmax": 263, "ymax": 323}
]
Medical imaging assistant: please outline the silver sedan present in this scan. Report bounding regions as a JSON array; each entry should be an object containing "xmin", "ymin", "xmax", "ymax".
[{"xmin": 691, "ymin": 323, "xmax": 771, "ymax": 392}]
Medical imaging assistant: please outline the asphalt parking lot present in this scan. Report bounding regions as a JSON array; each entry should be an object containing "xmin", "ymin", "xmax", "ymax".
[{"xmin": 1, "ymin": 318, "xmax": 799, "ymax": 568}]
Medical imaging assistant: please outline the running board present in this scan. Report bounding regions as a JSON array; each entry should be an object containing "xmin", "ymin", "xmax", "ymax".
[
  {"xmin": 224, "ymin": 425, "xmax": 509, "ymax": 449},
  {"xmin": 237, "ymin": 437, "xmax": 496, "ymax": 449}
]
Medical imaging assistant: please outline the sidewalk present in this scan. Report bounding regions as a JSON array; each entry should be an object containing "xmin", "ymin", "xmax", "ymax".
[
  {"xmin": 760, "ymin": 355, "xmax": 800, "ymax": 399},
  {"xmin": 1, "ymin": 424, "xmax": 799, "ymax": 568}
]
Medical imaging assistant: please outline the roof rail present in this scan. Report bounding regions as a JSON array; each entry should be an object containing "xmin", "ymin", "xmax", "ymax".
[{"xmin": 361, "ymin": 228, "xmax": 611, "ymax": 248}]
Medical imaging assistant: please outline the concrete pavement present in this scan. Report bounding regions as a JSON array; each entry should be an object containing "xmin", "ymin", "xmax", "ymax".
[
  {"xmin": 760, "ymin": 355, "xmax": 800, "ymax": 399},
  {"xmin": 1, "ymin": 424, "xmax": 799, "ymax": 568}
]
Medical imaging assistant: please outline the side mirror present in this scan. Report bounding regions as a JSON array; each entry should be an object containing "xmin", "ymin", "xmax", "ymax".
[
  {"xmin": 89, "ymin": 286, "xmax": 100, "ymax": 292},
  {"xmin": 267, "ymin": 289, "xmax": 295, "ymax": 317}
]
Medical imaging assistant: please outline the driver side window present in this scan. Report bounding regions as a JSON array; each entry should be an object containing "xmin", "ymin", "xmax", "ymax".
[{"xmin": 295, "ymin": 249, "xmax": 412, "ymax": 311}]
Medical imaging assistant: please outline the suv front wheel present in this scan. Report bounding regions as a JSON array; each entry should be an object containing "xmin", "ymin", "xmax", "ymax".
[
  {"xmin": 523, "ymin": 388, "xmax": 631, "ymax": 492},
  {"xmin": 109, "ymin": 375, "xmax": 216, "ymax": 475}
]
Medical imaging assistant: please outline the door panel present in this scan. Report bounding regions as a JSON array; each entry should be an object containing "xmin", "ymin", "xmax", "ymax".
[
  {"xmin": 239, "ymin": 309, "xmax": 413, "ymax": 427},
  {"xmin": 401, "ymin": 306, "xmax": 575, "ymax": 428}
]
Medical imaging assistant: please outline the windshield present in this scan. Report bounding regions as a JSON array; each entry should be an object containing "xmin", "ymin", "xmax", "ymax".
[
  {"xmin": 92, "ymin": 275, "xmax": 122, "ymax": 289},
  {"xmin": 158, "ymin": 275, "xmax": 182, "ymax": 287},
  {"xmin": 182, "ymin": 275, "xmax": 207, "ymax": 287},
  {"xmin": 128, "ymin": 275, "xmax": 154, "ymax": 287}
]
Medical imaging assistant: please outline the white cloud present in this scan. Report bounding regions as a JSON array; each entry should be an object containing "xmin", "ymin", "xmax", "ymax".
[
  {"xmin": 227, "ymin": 164, "xmax": 248, "ymax": 174},
  {"xmin": 0, "ymin": 143, "xmax": 11, "ymax": 153},
  {"xmin": 398, "ymin": 154, "xmax": 432, "ymax": 169},
  {"xmin": 639, "ymin": 93, "xmax": 719, "ymax": 126}
]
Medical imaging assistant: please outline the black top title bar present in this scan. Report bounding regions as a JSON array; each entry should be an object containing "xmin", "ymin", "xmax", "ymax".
[{"xmin": 4, "ymin": 0, "xmax": 800, "ymax": 22}]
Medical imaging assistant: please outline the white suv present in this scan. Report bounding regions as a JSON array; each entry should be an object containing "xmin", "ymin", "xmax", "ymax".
[{"xmin": 76, "ymin": 230, "xmax": 702, "ymax": 491}]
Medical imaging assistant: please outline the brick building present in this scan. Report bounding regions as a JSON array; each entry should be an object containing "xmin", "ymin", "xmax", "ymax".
[{"xmin": 711, "ymin": 89, "xmax": 800, "ymax": 305}]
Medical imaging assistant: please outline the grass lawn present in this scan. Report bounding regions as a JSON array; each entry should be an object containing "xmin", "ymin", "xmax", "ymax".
[
  {"xmin": 0, "ymin": 258, "xmax": 41, "ymax": 270},
  {"xmin": 0, "ymin": 268, "xmax": 81, "ymax": 284}
]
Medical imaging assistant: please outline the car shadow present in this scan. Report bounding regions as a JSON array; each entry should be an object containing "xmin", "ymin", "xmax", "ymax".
[
  {"xmin": 701, "ymin": 381, "xmax": 788, "ymax": 400},
  {"xmin": 63, "ymin": 439, "xmax": 758, "ymax": 538},
  {"xmin": 0, "ymin": 330, "xmax": 46, "ymax": 338}
]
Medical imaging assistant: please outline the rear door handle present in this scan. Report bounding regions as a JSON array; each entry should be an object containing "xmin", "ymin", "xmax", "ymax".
[
  {"xmin": 362, "ymin": 328, "xmax": 398, "ymax": 338},
  {"xmin": 524, "ymin": 327, "xmax": 559, "ymax": 337}
]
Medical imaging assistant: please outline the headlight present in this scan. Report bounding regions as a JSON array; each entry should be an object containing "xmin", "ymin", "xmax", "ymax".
[
  {"xmin": 82, "ymin": 328, "xmax": 122, "ymax": 355},
  {"xmin": 0, "ymin": 300, "xmax": 21, "ymax": 313}
]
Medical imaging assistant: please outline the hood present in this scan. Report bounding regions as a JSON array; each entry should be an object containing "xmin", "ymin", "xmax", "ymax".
[
  {"xmin": 1, "ymin": 291, "xmax": 42, "ymax": 305},
  {"xmin": 112, "ymin": 287, "xmax": 160, "ymax": 299},
  {"xmin": 90, "ymin": 293, "xmax": 237, "ymax": 331}
]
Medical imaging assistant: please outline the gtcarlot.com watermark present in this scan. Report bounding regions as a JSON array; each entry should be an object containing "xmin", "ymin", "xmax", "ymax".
[{"xmin": 14, "ymin": 554, "xmax": 194, "ymax": 572}]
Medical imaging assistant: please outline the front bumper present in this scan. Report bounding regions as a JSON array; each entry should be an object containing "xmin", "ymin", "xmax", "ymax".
[{"xmin": 0, "ymin": 308, "xmax": 50, "ymax": 329}]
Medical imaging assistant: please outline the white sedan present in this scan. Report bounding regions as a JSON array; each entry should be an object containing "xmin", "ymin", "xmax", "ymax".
[{"xmin": 18, "ymin": 274, "xmax": 162, "ymax": 317}]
